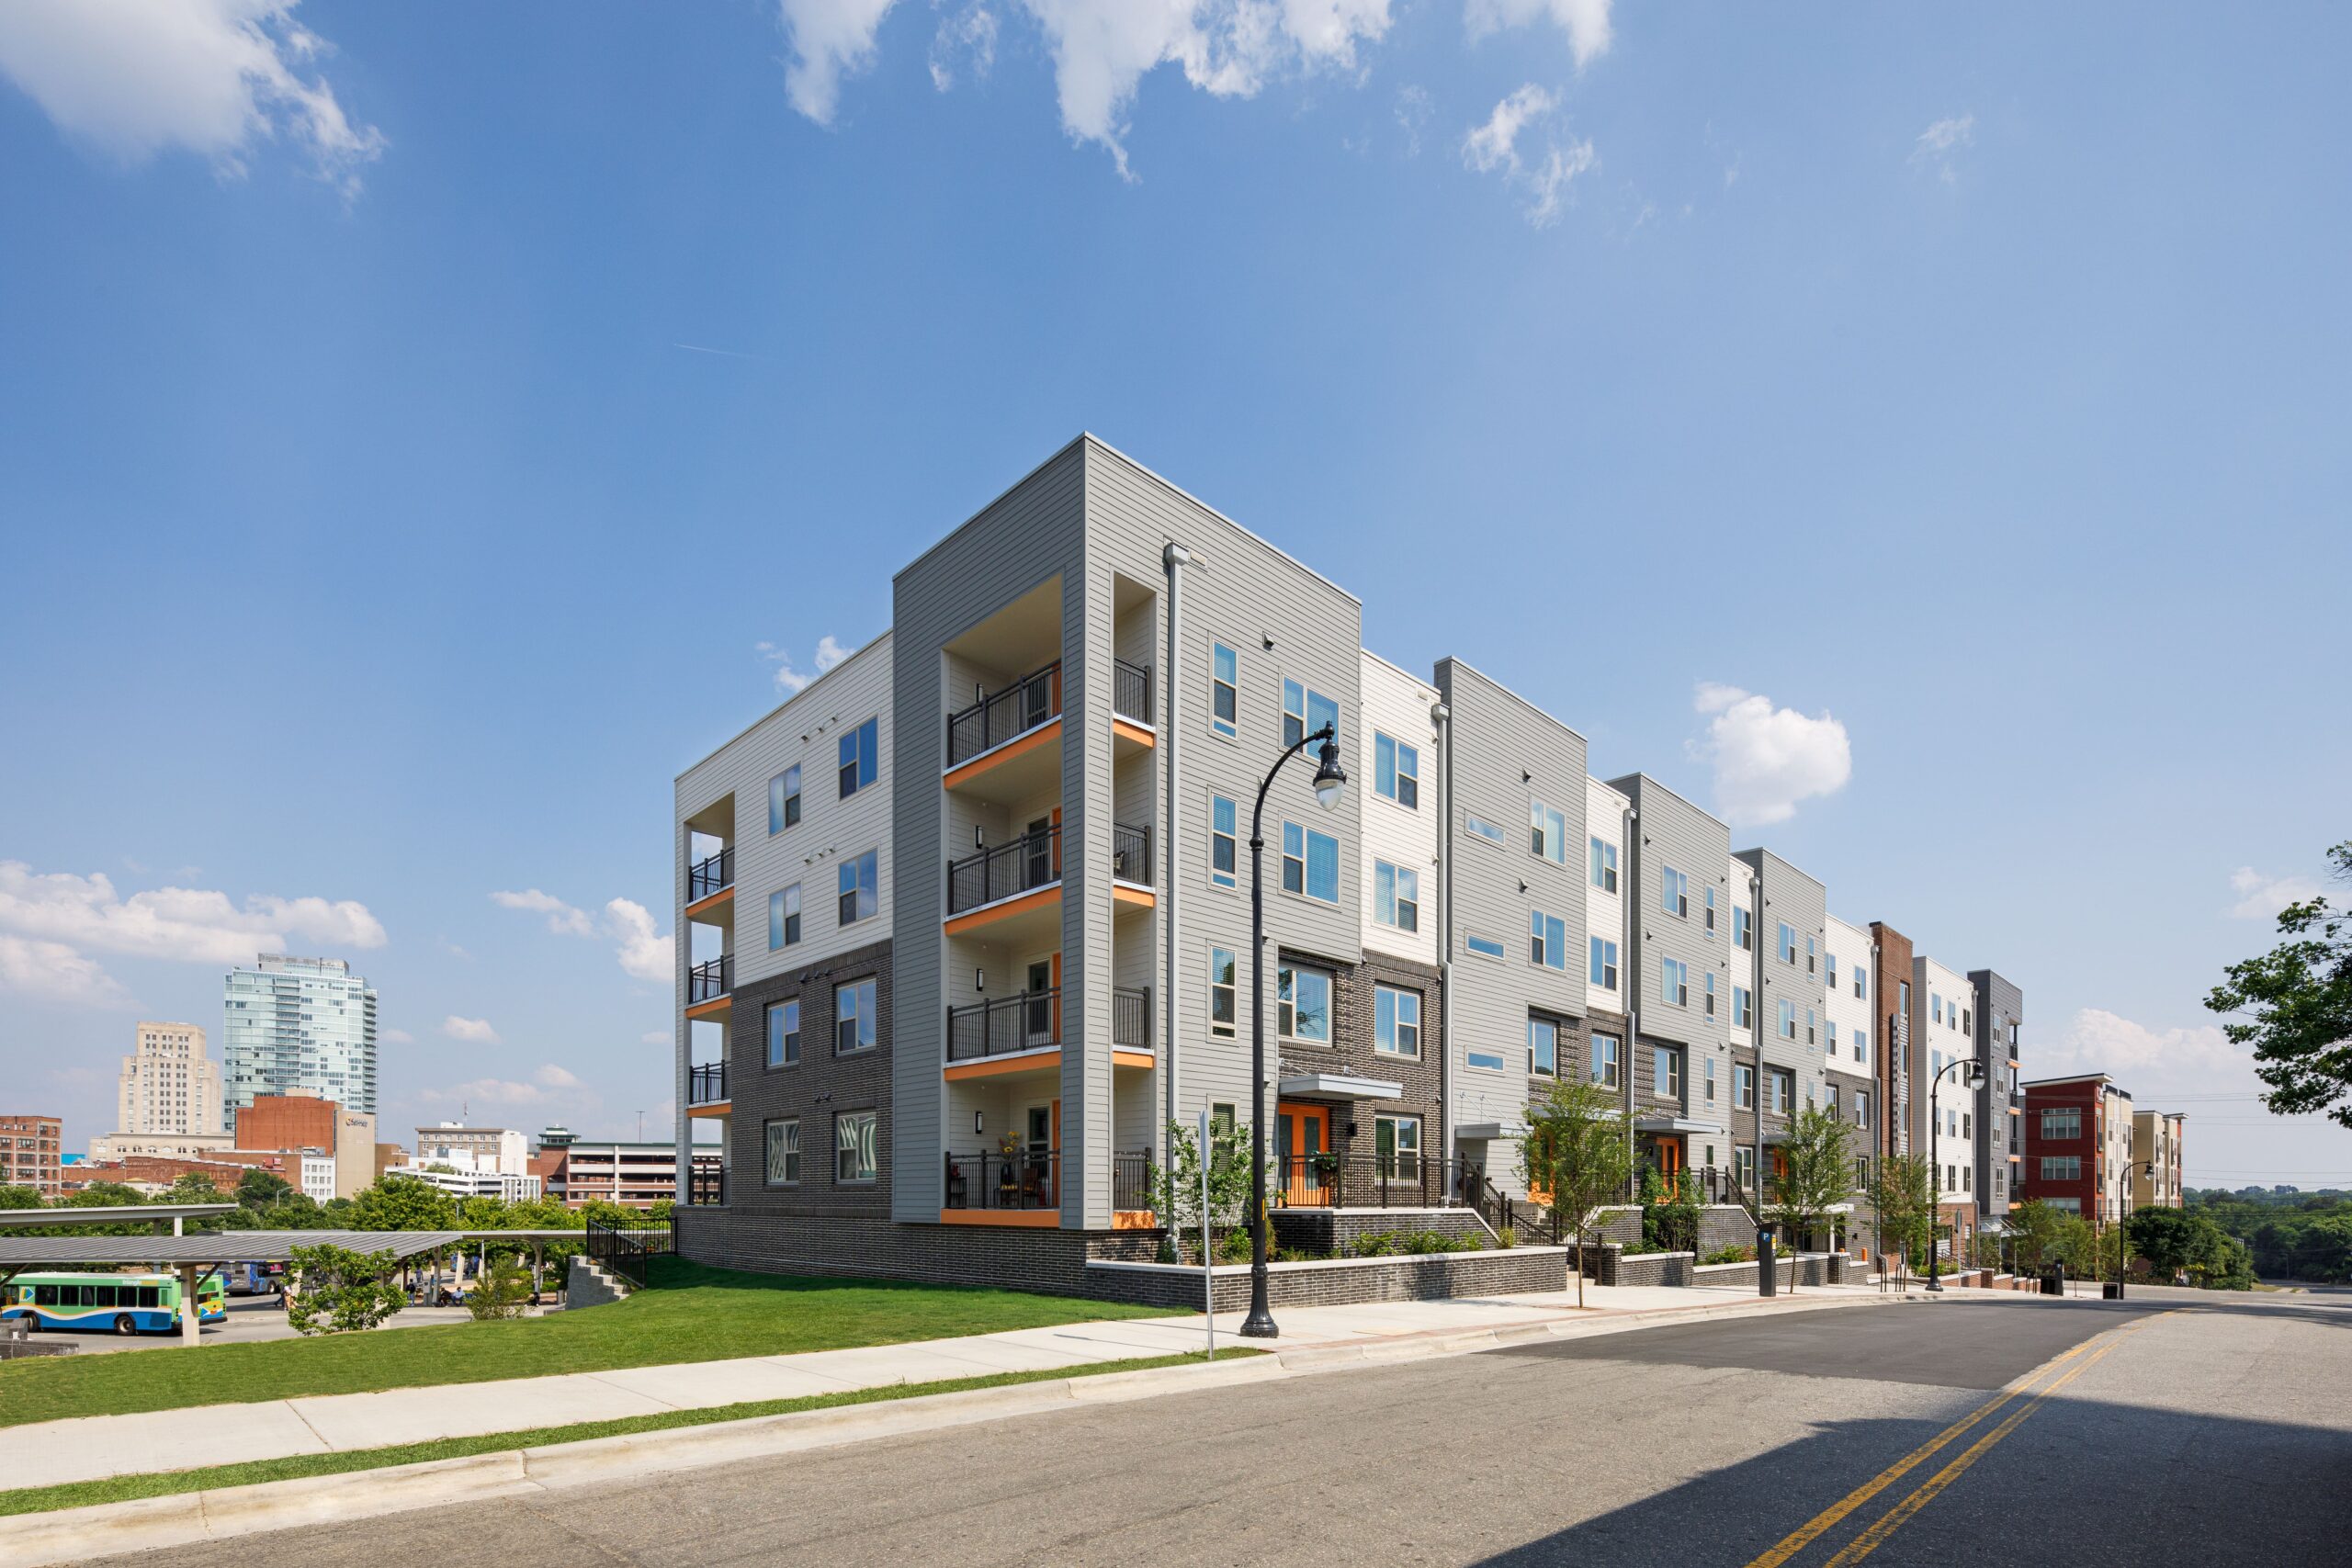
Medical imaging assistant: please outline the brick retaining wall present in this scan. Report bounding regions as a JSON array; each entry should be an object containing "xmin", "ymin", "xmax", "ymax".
[
  {"xmin": 1271, "ymin": 1208, "xmax": 1489, "ymax": 1256},
  {"xmin": 1085, "ymin": 1246, "xmax": 1570, "ymax": 1311}
]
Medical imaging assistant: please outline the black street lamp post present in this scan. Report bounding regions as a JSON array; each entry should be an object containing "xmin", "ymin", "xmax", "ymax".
[
  {"xmin": 1924, "ymin": 1055, "xmax": 1984, "ymax": 1294},
  {"xmin": 1240, "ymin": 721, "xmax": 1347, "ymax": 1339}
]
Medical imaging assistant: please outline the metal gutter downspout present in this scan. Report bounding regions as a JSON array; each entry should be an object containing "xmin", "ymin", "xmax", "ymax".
[
  {"xmin": 1162, "ymin": 542, "xmax": 1193, "ymax": 1203},
  {"xmin": 1431, "ymin": 700, "xmax": 1453, "ymax": 1182},
  {"xmin": 1623, "ymin": 801, "xmax": 1639, "ymax": 1199}
]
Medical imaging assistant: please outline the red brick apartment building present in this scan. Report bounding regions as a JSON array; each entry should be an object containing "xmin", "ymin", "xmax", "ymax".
[
  {"xmin": 2, "ymin": 1114, "xmax": 63, "ymax": 1199},
  {"xmin": 2020, "ymin": 1073, "xmax": 2136, "ymax": 1224}
]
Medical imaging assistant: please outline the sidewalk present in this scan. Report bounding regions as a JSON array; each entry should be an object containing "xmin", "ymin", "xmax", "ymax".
[{"xmin": 6, "ymin": 1280, "xmax": 1890, "ymax": 1493}]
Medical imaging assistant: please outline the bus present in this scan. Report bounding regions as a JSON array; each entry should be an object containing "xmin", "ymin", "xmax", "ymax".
[
  {"xmin": 3, "ymin": 1271, "xmax": 229, "ymax": 1336},
  {"xmin": 224, "ymin": 1261, "xmax": 284, "ymax": 1296}
]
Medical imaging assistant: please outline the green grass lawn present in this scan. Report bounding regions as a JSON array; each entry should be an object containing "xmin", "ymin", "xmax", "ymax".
[{"xmin": 0, "ymin": 1258, "xmax": 1170, "ymax": 1430}]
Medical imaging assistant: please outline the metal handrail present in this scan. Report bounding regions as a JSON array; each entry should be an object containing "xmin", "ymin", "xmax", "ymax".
[
  {"xmin": 946, "ymin": 988, "xmax": 1061, "ymax": 1061},
  {"xmin": 687, "ymin": 847, "xmax": 733, "ymax": 902},
  {"xmin": 687, "ymin": 1062, "xmax": 726, "ymax": 1105},
  {"xmin": 1272, "ymin": 1153, "xmax": 1481, "ymax": 1212},
  {"xmin": 1110, "ymin": 822, "xmax": 1152, "ymax": 886},
  {"xmin": 1113, "ymin": 659, "xmax": 1153, "ymax": 726},
  {"xmin": 583, "ymin": 1214, "xmax": 673, "ymax": 1291},
  {"xmin": 946, "ymin": 826, "xmax": 1061, "ymax": 914},
  {"xmin": 687, "ymin": 955, "xmax": 731, "ymax": 1004},
  {"xmin": 1112, "ymin": 986, "xmax": 1150, "ymax": 1048},
  {"xmin": 946, "ymin": 660, "xmax": 1061, "ymax": 767},
  {"xmin": 686, "ymin": 1165, "xmax": 725, "ymax": 1207},
  {"xmin": 942, "ymin": 1148, "xmax": 1061, "ymax": 1212}
]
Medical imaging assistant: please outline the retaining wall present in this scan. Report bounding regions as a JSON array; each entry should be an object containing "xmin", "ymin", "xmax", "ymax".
[{"xmin": 1085, "ymin": 1245, "xmax": 1570, "ymax": 1311}]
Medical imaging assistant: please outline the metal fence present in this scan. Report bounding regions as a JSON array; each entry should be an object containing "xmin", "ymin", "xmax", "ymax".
[
  {"xmin": 946, "ymin": 660, "xmax": 1061, "ymax": 767},
  {"xmin": 582, "ymin": 1214, "xmax": 673, "ymax": 1291},
  {"xmin": 1112, "ymin": 659, "xmax": 1153, "ymax": 726}
]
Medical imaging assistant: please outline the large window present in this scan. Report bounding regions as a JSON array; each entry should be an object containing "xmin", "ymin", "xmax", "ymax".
[
  {"xmin": 1660, "ymin": 865, "xmax": 1690, "ymax": 919},
  {"xmin": 837, "ymin": 849, "xmax": 878, "ymax": 926},
  {"xmin": 835, "ymin": 978, "xmax": 877, "ymax": 1055},
  {"xmin": 1778, "ymin": 998, "xmax": 1797, "ymax": 1041},
  {"xmin": 769, "ymin": 884, "xmax": 801, "ymax": 950},
  {"xmin": 1779, "ymin": 921, "xmax": 1797, "ymax": 965},
  {"xmin": 1374, "ymin": 985, "xmax": 1420, "ymax": 1057},
  {"xmin": 764, "ymin": 1118, "xmax": 800, "ymax": 1184},
  {"xmin": 1528, "ymin": 1016, "xmax": 1558, "ymax": 1077},
  {"xmin": 1211, "ymin": 643, "xmax": 1239, "ymax": 738},
  {"xmin": 837, "ymin": 716, "xmax": 877, "ymax": 798},
  {"xmin": 1581, "ymin": 931, "xmax": 1611, "ymax": 986},
  {"xmin": 1589, "ymin": 836, "xmax": 1618, "ymax": 893},
  {"xmin": 1281, "ymin": 822, "xmax": 1340, "ymax": 903},
  {"xmin": 1590, "ymin": 1032, "xmax": 1622, "ymax": 1089},
  {"xmin": 769, "ymin": 764, "xmax": 801, "ymax": 833},
  {"xmin": 1374, "ymin": 732, "xmax": 1419, "ymax": 808},
  {"xmin": 835, "ymin": 1111, "xmax": 876, "ymax": 1183},
  {"xmin": 1278, "ymin": 964, "xmax": 1332, "ymax": 1044},
  {"xmin": 1532, "ymin": 911, "xmax": 1567, "ymax": 971},
  {"xmin": 1661, "ymin": 956, "xmax": 1690, "ymax": 1007},
  {"xmin": 2041, "ymin": 1107, "xmax": 2082, "ymax": 1140},
  {"xmin": 1531, "ymin": 800, "xmax": 1568, "ymax": 863},
  {"xmin": 1283, "ymin": 677, "xmax": 1339, "ymax": 750},
  {"xmin": 1825, "ymin": 952, "xmax": 1838, "ymax": 990},
  {"xmin": 1374, "ymin": 861, "xmax": 1419, "ymax": 932},
  {"xmin": 765, "ymin": 999, "xmax": 800, "ymax": 1068},
  {"xmin": 1375, "ymin": 1114, "xmax": 1421, "ymax": 1179},
  {"xmin": 1209, "ymin": 795, "xmax": 1238, "ymax": 889},
  {"xmin": 2041, "ymin": 1155, "xmax": 2082, "ymax": 1182},
  {"xmin": 1653, "ymin": 1044, "xmax": 1682, "ymax": 1100},
  {"xmin": 1208, "ymin": 947, "xmax": 1237, "ymax": 1038}
]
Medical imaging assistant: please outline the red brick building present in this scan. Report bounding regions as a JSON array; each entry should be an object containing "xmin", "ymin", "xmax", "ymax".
[
  {"xmin": 234, "ymin": 1092, "xmax": 340, "ymax": 1156},
  {"xmin": 2020, "ymin": 1073, "xmax": 2136, "ymax": 1224},
  {"xmin": 1, "ymin": 1114, "xmax": 63, "ymax": 1199}
]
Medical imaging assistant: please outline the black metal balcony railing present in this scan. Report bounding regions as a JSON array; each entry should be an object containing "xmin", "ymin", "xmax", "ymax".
[
  {"xmin": 687, "ymin": 1062, "xmax": 726, "ymax": 1106},
  {"xmin": 944, "ymin": 1148, "xmax": 1059, "ymax": 1212},
  {"xmin": 1113, "ymin": 659, "xmax": 1152, "ymax": 726},
  {"xmin": 1112, "ymin": 986, "xmax": 1150, "ymax": 1048},
  {"xmin": 687, "ymin": 846, "xmax": 733, "ymax": 902},
  {"xmin": 947, "ymin": 826, "xmax": 1061, "ymax": 915},
  {"xmin": 946, "ymin": 660, "xmax": 1061, "ymax": 768},
  {"xmin": 1274, "ymin": 1154, "xmax": 1502, "ymax": 1212},
  {"xmin": 687, "ymin": 955, "xmax": 731, "ymax": 1005},
  {"xmin": 686, "ymin": 1163, "xmax": 726, "ymax": 1207},
  {"xmin": 1112, "ymin": 1150, "xmax": 1154, "ymax": 1213},
  {"xmin": 1111, "ymin": 822, "xmax": 1152, "ymax": 886},
  {"xmin": 947, "ymin": 988, "xmax": 1061, "ymax": 1061}
]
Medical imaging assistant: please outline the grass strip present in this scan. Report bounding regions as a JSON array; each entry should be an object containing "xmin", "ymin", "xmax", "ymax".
[{"xmin": 0, "ymin": 1347, "xmax": 1262, "ymax": 1518}]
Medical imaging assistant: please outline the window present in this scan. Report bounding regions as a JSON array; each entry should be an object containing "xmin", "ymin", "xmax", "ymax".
[
  {"xmin": 1283, "ymin": 677, "xmax": 1339, "ymax": 749},
  {"xmin": 1733, "ymin": 985, "xmax": 1753, "ymax": 1030},
  {"xmin": 1590, "ymin": 1033, "xmax": 1621, "ymax": 1089},
  {"xmin": 835, "ymin": 978, "xmax": 877, "ymax": 1055},
  {"xmin": 2041, "ymin": 1107, "xmax": 2082, "ymax": 1140},
  {"xmin": 1736, "ymin": 1145, "xmax": 1757, "ymax": 1190},
  {"xmin": 1278, "ymin": 964, "xmax": 1333, "ymax": 1044},
  {"xmin": 1374, "ymin": 732, "xmax": 1419, "ymax": 808},
  {"xmin": 2047, "ymin": 1196, "xmax": 2082, "ymax": 1213},
  {"xmin": 1374, "ymin": 861, "xmax": 1419, "ymax": 932},
  {"xmin": 1853, "ymin": 1023, "xmax": 1868, "ymax": 1063},
  {"xmin": 1825, "ymin": 952, "xmax": 1838, "ymax": 989},
  {"xmin": 1962, "ymin": 1008, "xmax": 1973, "ymax": 1035},
  {"xmin": 1582, "ymin": 931, "xmax": 1613, "ymax": 986},
  {"xmin": 1735, "ymin": 1063, "xmax": 1757, "ymax": 1109},
  {"xmin": 1805, "ymin": 935, "xmax": 1817, "ymax": 974},
  {"xmin": 1826, "ymin": 1021, "xmax": 1838, "ymax": 1053},
  {"xmin": 1465, "ymin": 931, "xmax": 1507, "ymax": 960},
  {"xmin": 837, "ymin": 849, "xmax": 878, "ymax": 926},
  {"xmin": 835, "ymin": 1111, "xmax": 877, "ymax": 1183},
  {"xmin": 1899, "ymin": 979, "xmax": 1910, "ymax": 1020},
  {"xmin": 837, "ymin": 716, "xmax": 877, "ymax": 798},
  {"xmin": 1779, "ymin": 921, "xmax": 1798, "ymax": 965},
  {"xmin": 1704, "ymin": 972, "xmax": 1717, "ymax": 1017},
  {"xmin": 1211, "ymin": 643, "xmax": 1239, "ymax": 738},
  {"xmin": 1208, "ymin": 947, "xmax": 1237, "ymax": 1039},
  {"xmin": 1855, "ymin": 1155, "xmax": 1871, "ymax": 1190},
  {"xmin": 764, "ymin": 1119, "xmax": 800, "ymax": 1184},
  {"xmin": 1209, "ymin": 795, "xmax": 1238, "ymax": 889},
  {"xmin": 1281, "ymin": 822, "xmax": 1340, "ymax": 903},
  {"xmin": 769, "ymin": 764, "xmax": 802, "ymax": 833},
  {"xmin": 1589, "ymin": 837, "xmax": 1618, "ymax": 893},
  {"xmin": 1932, "ymin": 1048, "xmax": 1945, "ymax": 1078},
  {"xmin": 1856, "ymin": 1090, "xmax": 1871, "ymax": 1128},
  {"xmin": 1769, "ymin": 1068, "xmax": 1793, "ymax": 1115},
  {"xmin": 1532, "ymin": 911, "xmax": 1566, "ymax": 970},
  {"xmin": 1806, "ymin": 1007, "xmax": 1817, "ymax": 1044},
  {"xmin": 1826, "ymin": 1083, "xmax": 1840, "ymax": 1116},
  {"xmin": 1932, "ymin": 994, "xmax": 1943, "ymax": 1025},
  {"xmin": 1211, "ymin": 1103, "xmax": 1237, "ymax": 1134},
  {"xmin": 1464, "ymin": 813, "xmax": 1507, "ymax": 847},
  {"xmin": 765, "ymin": 999, "xmax": 800, "ymax": 1068},
  {"xmin": 1962, "ymin": 1111, "xmax": 1972, "ymax": 1139},
  {"xmin": 769, "ymin": 884, "xmax": 802, "ymax": 950},
  {"xmin": 1855, "ymin": 968, "xmax": 1868, "ymax": 1001},
  {"xmin": 1662, "ymin": 956, "xmax": 1690, "ymax": 1007},
  {"xmin": 1468, "ymin": 1049, "xmax": 1507, "ymax": 1071},
  {"xmin": 1375, "ymin": 1114, "xmax": 1421, "ymax": 1179},
  {"xmin": 1660, "ymin": 865, "xmax": 1690, "ymax": 918},
  {"xmin": 1374, "ymin": 985, "xmax": 1420, "ymax": 1057},
  {"xmin": 1653, "ymin": 1045, "xmax": 1682, "ymax": 1100},
  {"xmin": 1734, "ymin": 906, "xmax": 1752, "ymax": 952},
  {"xmin": 1705, "ymin": 1056, "xmax": 1717, "ymax": 1102},
  {"xmin": 1528, "ymin": 1016, "xmax": 1558, "ymax": 1077},
  {"xmin": 1531, "ymin": 800, "xmax": 1568, "ymax": 863},
  {"xmin": 1778, "ymin": 998, "xmax": 1797, "ymax": 1041}
]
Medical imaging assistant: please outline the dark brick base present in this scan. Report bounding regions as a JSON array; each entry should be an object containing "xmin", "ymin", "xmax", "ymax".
[
  {"xmin": 1271, "ymin": 1207, "xmax": 1488, "ymax": 1256},
  {"xmin": 1084, "ymin": 1247, "xmax": 1570, "ymax": 1311}
]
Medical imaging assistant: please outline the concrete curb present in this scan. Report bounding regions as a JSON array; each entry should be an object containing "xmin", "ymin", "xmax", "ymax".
[{"xmin": 0, "ymin": 1290, "xmax": 1968, "ymax": 1566}]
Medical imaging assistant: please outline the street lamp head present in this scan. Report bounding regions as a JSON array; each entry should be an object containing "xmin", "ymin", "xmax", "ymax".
[{"xmin": 1311, "ymin": 734, "xmax": 1347, "ymax": 812}]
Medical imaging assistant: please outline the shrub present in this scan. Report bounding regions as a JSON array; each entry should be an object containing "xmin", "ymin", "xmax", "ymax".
[
  {"xmin": 1353, "ymin": 1232, "xmax": 1396, "ymax": 1258},
  {"xmin": 1216, "ymin": 1226, "xmax": 1251, "ymax": 1263},
  {"xmin": 1701, "ymin": 1245, "xmax": 1758, "ymax": 1266},
  {"xmin": 466, "ymin": 1256, "xmax": 534, "ymax": 1321},
  {"xmin": 286, "ymin": 1243, "xmax": 406, "ymax": 1336},
  {"xmin": 1496, "ymin": 1225, "xmax": 1518, "ymax": 1249}
]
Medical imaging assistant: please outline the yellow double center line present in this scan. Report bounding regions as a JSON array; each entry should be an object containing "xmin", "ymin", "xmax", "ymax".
[{"xmin": 1744, "ymin": 1311, "xmax": 2175, "ymax": 1568}]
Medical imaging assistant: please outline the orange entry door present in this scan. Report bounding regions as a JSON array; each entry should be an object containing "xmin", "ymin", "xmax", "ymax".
[{"xmin": 1274, "ymin": 1102, "xmax": 1331, "ymax": 1206}]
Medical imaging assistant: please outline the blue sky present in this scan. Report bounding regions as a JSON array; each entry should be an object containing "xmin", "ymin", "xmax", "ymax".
[{"xmin": 1, "ymin": 2, "xmax": 2345, "ymax": 1188}]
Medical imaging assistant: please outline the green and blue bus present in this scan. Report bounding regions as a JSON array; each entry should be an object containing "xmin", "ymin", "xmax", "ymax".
[{"xmin": 4, "ymin": 1271, "xmax": 229, "ymax": 1336}]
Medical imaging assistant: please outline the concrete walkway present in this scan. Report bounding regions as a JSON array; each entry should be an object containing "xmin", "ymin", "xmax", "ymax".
[{"xmin": 7, "ymin": 1281, "xmax": 1888, "ymax": 1493}]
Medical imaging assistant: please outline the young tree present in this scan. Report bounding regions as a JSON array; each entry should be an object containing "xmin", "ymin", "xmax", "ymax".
[
  {"xmin": 465, "ymin": 1254, "xmax": 536, "ymax": 1320},
  {"xmin": 285, "ymin": 1243, "xmax": 408, "ymax": 1336},
  {"xmin": 1770, "ymin": 1107, "xmax": 1856, "ymax": 1293},
  {"xmin": 2007, "ymin": 1200, "xmax": 2069, "ymax": 1276},
  {"xmin": 2126, "ymin": 1205, "xmax": 2206, "ymax": 1281},
  {"xmin": 1866, "ymin": 1155, "xmax": 1937, "ymax": 1288},
  {"xmin": 1148, "ymin": 1120, "xmax": 1256, "ymax": 1259},
  {"xmin": 2208, "ymin": 840, "xmax": 2352, "ymax": 1128},
  {"xmin": 1522, "ymin": 1077, "xmax": 1638, "ymax": 1309},
  {"xmin": 352, "ymin": 1173, "xmax": 458, "ymax": 1231}
]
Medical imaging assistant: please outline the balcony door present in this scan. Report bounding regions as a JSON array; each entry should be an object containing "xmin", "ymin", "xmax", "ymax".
[
  {"xmin": 1275, "ymin": 1102, "xmax": 1331, "ymax": 1207},
  {"xmin": 1023, "ymin": 959, "xmax": 1056, "ymax": 1047},
  {"xmin": 1024, "ymin": 817, "xmax": 1055, "ymax": 890}
]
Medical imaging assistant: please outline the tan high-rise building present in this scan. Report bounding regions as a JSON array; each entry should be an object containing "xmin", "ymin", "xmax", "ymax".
[{"xmin": 117, "ymin": 1021, "xmax": 223, "ymax": 1138}]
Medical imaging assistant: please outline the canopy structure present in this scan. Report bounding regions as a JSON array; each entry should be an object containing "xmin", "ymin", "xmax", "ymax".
[{"xmin": 0, "ymin": 1202, "xmax": 237, "ymax": 1234}]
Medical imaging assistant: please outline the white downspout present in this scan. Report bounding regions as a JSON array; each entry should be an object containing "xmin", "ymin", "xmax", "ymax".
[
  {"xmin": 1430, "ymin": 700, "xmax": 1453, "ymax": 1181},
  {"xmin": 1162, "ymin": 543, "xmax": 1193, "ymax": 1200}
]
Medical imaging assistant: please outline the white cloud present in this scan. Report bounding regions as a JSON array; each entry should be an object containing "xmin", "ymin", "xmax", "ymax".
[
  {"xmin": 382, "ymin": 1027, "xmax": 415, "ymax": 1044},
  {"xmin": 1462, "ymin": 83, "xmax": 1552, "ymax": 173},
  {"xmin": 0, "ymin": 0, "xmax": 384, "ymax": 196},
  {"xmin": 776, "ymin": 0, "xmax": 900, "ymax": 124},
  {"xmin": 1394, "ymin": 82, "xmax": 1429, "ymax": 155},
  {"xmin": 1688, "ymin": 682, "xmax": 1852, "ymax": 828},
  {"xmin": 1911, "ymin": 111, "xmax": 1973, "ymax": 183},
  {"xmin": 1462, "ymin": 85, "xmax": 1593, "ymax": 228},
  {"xmin": 1464, "ymin": 0, "xmax": 1613, "ymax": 68},
  {"xmin": 2040, "ymin": 1008, "xmax": 2244, "ymax": 1097},
  {"xmin": 929, "ymin": 2, "xmax": 998, "ymax": 91},
  {"xmin": 605, "ymin": 898, "xmax": 673, "ymax": 983},
  {"xmin": 422, "ymin": 1063, "xmax": 586, "ymax": 1110},
  {"xmin": 759, "ymin": 633, "xmax": 856, "ymax": 695},
  {"xmin": 2227, "ymin": 867, "xmax": 2321, "ymax": 922},
  {"xmin": 490, "ymin": 887, "xmax": 594, "ymax": 937},
  {"xmin": 533, "ymin": 1063, "xmax": 583, "ymax": 1090},
  {"xmin": 0, "ymin": 935, "xmax": 131, "ymax": 1008},
  {"xmin": 439, "ymin": 1015, "xmax": 500, "ymax": 1044},
  {"xmin": 0, "ymin": 861, "xmax": 385, "ymax": 966},
  {"xmin": 640, "ymin": 1030, "xmax": 672, "ymax": 1046},
  {"xmin": 1522, "ymin": 137, "xmax": 1595, "ymax": 227}
]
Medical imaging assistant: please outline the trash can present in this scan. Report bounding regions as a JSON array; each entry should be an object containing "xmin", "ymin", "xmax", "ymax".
[
  {"xmin": 2101, "ymin": 1281, "xmax": 2123, "ymax": 1301},
  {"xmin": 2040, "ymin": 1269, "xmax": 2064, "ymax": 1296}
]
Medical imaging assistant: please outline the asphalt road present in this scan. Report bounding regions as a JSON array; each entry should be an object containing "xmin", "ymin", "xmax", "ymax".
[{"xmin": 99, "ymin": 1290, "xmax": 2352, "ymax": 1566}]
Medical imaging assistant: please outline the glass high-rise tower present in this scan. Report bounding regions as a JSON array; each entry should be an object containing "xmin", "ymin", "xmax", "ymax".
[{"xmin": 222, "ymin": 954, "xmax": 379, "ymax": 1115}]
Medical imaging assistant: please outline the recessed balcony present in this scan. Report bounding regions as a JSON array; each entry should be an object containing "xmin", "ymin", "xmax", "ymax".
[
  {"xmin": 942, "ymin": 985, "xmax": 1153, "ymax": 1081},
  {"xmin": 944, "ymin": 660, "xmax": 1061, "ymax": 797},
  {"xmin": 684, "ymin": 847, "xmax": 734, "ymax": 919},
  {"xmin": 685, "ymin": 955, "xmax": 732, "ymax": 1019},
  {"xmin": 686, "ymin": 1061, "xmax": 729, "ymax": 1116},
  {"xmin": 938, "ymin": 1148, "xmax": 1156, "ymax": 1228}
]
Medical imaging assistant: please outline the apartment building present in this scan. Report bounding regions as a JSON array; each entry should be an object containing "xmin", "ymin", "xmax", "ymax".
[
  {"xmin": 413, "ymin": 1123, "xmax": 529, "ymax": 1177},
  {"xmin": 117, "ymin": 1021, "xmax": 223, "ymax": 1138},
  {"xmin": 1971, "ymin": 969, "xmax": 2026, "ymax": 1219},
  {"xmin": 2021, "ymin": 1074, "xmax": 2135, "ymax": 1224},
  {"xmin": 1869, "ymin": 922, "xmax": 1917, "ymax": 1161},
  {"xmin": 223, "ymin": 954, "xmax": 379, "ymax": 1115},
  {"xmin": 1915, "ymin": 953, "xmax": 1981, "ymax": 1248},
  {"xmin": 668, "ymin": 435, "xmax": 2035, "ymax": 1302},
  {"xmin": 1, "ymin": 1114, "xmax": 63, "ymax": 1199},
  {"xmin": 2132, "ymin": 1111, "xmax": 2186, "ymax": 1209}
]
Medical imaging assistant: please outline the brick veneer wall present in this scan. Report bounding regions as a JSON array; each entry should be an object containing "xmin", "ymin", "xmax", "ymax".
[
  {"xmin": 1275, "ymin": 947, "xmax": 1445, "ymax": 1164},
  {"xmin": 1272, "ymin": 1207, "xmax": 1487, "ymax": 1255},
  {"xmin": 723, "ymin": 938, "xmax": 895, "ymax": 1218},
  {"xmin": 1085, "ymin": 1246, "xmax": 1570, "ymax": 1311},
  {"xmin": 678, "ymin": 1206, "xmax": 1148, "ymax": 1298},
  {"xmin": 1688, "ymin": 1254, "xmax": 1840, "ymax": 1290}
]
